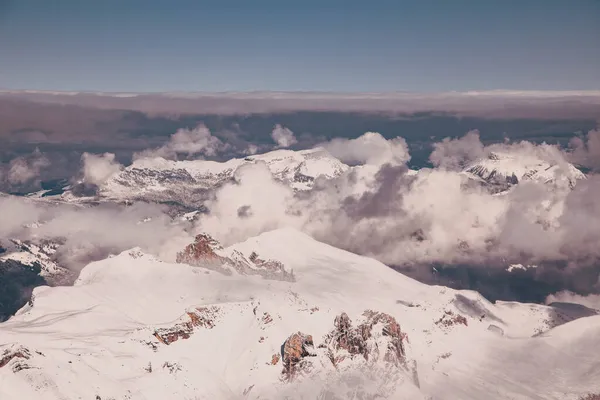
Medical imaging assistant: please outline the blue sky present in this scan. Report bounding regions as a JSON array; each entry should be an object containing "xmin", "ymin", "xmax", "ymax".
[{"xmin": 0, "ymin": 0, "xmax": 598, "ymax": 92}]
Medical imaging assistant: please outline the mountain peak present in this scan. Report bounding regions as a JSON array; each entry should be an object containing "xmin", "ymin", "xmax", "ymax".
[{"xmin": 463, "ymin": 149, "xmax": 585, "ymax": 192}]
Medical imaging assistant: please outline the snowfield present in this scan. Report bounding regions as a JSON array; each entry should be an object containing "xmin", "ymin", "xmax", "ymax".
[{"xmin": 1, "ymin": 228, "xmax": 598, "ymax": 399}]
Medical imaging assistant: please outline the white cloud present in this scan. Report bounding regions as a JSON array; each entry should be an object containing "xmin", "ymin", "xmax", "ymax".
[
  {"xmin": 321, "ymin": 132, "xmax": 411, "ymax": 166},
  {"xmin": 0, "ymin": 196, "xmax": 45, "ymax": 239},
  {"xmin": 271, "ymin": 124, "xmax": 298, "ymax": 148},
  {"xmin": 191, "ymin": 130, "xmax": 599, "ymax": 275},
  {"xmin": 546, "ymin": 291, "xmax": 600, "ymax": 311},
  {"xmin": 81, "ymin": 152, "xmax": 123, "ymax": 186},
  {"xmin": 0, "ymin": 196, "xmax": 193, "ymax": 270},
  {"xmin": 0, "ymin": 148, "xmax": 50, "ymax": 189},
  {"xmin": 3, "ymin": 128, "xmax": 600, "ymax": 297},
  {"xmin": 244, "ymin": 144, "xmax": 259, "ymax": 155},
  {"xmin": 7, "ymin": 150, "xmax": 50, "ymax": 185},
  {"xmin": 569, "ymin": 128, "xmax": 600, "ymax": 171},
  {"xmin": 429, "ymin": 130, "xmax": 485, "ymax": 170},
  {"xmin": 135, "ymin": 124, "xmax": 227, "ymax": 160},
  {"xmin": 196, "ymin": 162, "xmax": 300, "ymax": 245}
]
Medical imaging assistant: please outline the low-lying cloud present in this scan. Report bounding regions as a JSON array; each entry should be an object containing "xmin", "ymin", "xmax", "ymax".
[
  {"xmin": 0, "ymin": 197, "xmax": 193, "ymax": 271},
  {"xmin": 190, "ymin": 129, "xmax": 600, "ymax": 296},
  {"xmin": 569, "ymin": 128, "xmax": 600, "ymax": 171},
  {"xmin": 81, "ymin": 152, "xmax": 123, "ymax": 186},
  {"xmin": 0, "ymin": 149, "xmax": 50, "ymax": 192},
  {"xmin": 3, "ymin": 126, "xmax": 600, "ymax": 302},
  {"xmin": 429, "ymin": 130, "xmax": 485, "ymax": 170},
  {"xmin": 546, "ymin": 291, "xmax": 600, "ymax": 311},
  {"xmin": 134, "ymin": 124, "xmax": 228, "ymax": 160},
  {"xmin": 321, "ymin": 132, "xmax": 411, "ymax": 166},
  {"xmin": 271, "ymin": 124, "xmax": 298, "ymax": 148}
]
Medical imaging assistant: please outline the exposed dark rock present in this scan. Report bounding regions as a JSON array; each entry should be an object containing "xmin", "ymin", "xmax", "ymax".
[
  {"xmin": 435, "ymin": 310, "xmax": 468, "ymax": 328},
  {"xmin": 153, "ymin": 306, "xmax": 219, "ymax": 345},
  {"xmin": 176, "ymin": 234, "xmax": 295, "ymax": 281},
  {"xmin": 0, "ymin": 260, "xmax": 47, "ymax": 322}
]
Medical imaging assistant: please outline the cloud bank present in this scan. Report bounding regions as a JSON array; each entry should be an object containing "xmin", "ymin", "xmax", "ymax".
[
  {"xmin": 2, "ymin": 127, "xmax": 600, "ymax": 302},
  {"xmin": 191, "ymin": 129, "xmax": 600, "ymax": 292},
  {"xmin": 0, "ymin": 197, "xmax": 193, "ymax": 271},
  {"xmin": 3, "ymin": 90, "xmax": 600, "ymax": 118}
]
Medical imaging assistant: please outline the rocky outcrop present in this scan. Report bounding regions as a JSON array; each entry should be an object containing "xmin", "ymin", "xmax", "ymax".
[
  {"xmin": 176, "ymin": 234, "xmax": 228, "ymax": 267},
  {"xmin": 279, "ymin": 310, "xmax": 418, "ymax": 391},
  {"xmin": 281, "ymin": 332, "xmax": 316, "ymax": 379},
  {"xmin": 0, "ymin": 345, "xmax": 34, "ymax": 373},
  {"xmin": 176, "ymin": 234, "xmax": 295, "ymax": 282},
  {"xmin": 324, "ymin": 311, "xmax": 407, "ymax": 367},
  {"xmin": 435, "ymin": 310, "xmax": 468, "ymax": 328},
  {"xmin": 153, "ymin": 306, "xmax": 220, "ymax": 345},
  {"xmin": 270, "ymin": 353, "xmax": 280, "ymax": 365}
]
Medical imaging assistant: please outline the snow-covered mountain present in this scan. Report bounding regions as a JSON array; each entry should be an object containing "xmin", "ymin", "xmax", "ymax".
[
  {"xmin": 0, "ymin": 228, "xmax": 597, "ymax": 399},
  {"xmin": 42, "ymin": 148, "xmax": 348, "ymax": 207},
  {"xmin": 0, "ymin": 239, "xmax": 68, "ymax": 281},
  {"xmin": 462, "ymin": 150, "xmax": 585, "ymax": 193},
  {"xmin": 34, "ymin": 146, "xmax": 586, "ymax": 209}
]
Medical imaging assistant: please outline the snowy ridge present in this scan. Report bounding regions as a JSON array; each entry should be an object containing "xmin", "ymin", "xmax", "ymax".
[
  {"xmin": 43, "ymin": 146, "xmax": 587, "ymax": 207},
  {"xmin": 100, "ymin": 147, "xmax": 348, "ymax": 200},
  {"xmin": 175, "ymin": 232, "xmax": 295, "ymax": 281},
  {"xmin": 0, "ymin": 228, "xmax": 598, "ymax": 399},
  {"xmin": 462, "ymin": 150, "xmax": 585, "ymax": 192},
  {"xmin": 0, "ymin": 239, "xmax": 68, "ymax": 280}
]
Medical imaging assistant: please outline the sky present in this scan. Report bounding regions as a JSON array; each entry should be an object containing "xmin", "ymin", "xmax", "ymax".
[{"xmin": 0, "ymin": 0, "xmax": 599, "ymax": 92}]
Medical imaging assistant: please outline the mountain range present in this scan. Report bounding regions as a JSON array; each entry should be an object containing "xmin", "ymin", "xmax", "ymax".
[{"xmin": 1, "ymin": 146, "xmax": 598, "ymax": 399}]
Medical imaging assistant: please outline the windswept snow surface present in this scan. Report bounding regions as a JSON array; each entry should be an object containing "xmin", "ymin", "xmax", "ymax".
[{"xmin": 0, "ymin": 228, "xmax": 597, "ymax": 399}]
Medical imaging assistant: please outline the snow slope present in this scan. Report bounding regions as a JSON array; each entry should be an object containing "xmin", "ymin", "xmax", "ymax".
[{"xmin": 0, "ymin": 228, "xmax": 597, "ymax": 399}]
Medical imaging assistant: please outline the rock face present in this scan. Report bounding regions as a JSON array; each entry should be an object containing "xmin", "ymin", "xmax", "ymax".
[
  {"xmin": 153, "ymin": 306, "xmax": 220, "ymax": 345},
  {"xmin": 0, "ymin": 345, "xmax": 33, "ymax": 372},
  {"xmin": 270, "ymin": 353, "xmax": 280, "ymax": 365},
  {"xmin": 176, "ymin": 234, "xmax": 295, "ymax": 282},
  {"xmin": 281, "ymin": 332, "xmax": 316, "ymax": 379},
  {"xmin": 175, "ymin": 234, "xmax": 227, "ymax": 267},
  {"xmin": 435, "ymin": 310, "xmax": 468, "ymax": 328},
  {"xmin": 324, "ymin": 311, "xmax": 406, "ymax": 367},
  {"xmin": 280, "ymin": 310, "xmax": 419, "ymax": 391},
  {"xmin": 0, "ymin": 259, "xmax": 49, "ymax": 323}
]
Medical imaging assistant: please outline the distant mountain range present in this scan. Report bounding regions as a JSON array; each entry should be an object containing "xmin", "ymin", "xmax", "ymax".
[{"xmin": 30, "ymin": 145, "xmax": 586, "ymax": 206}]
